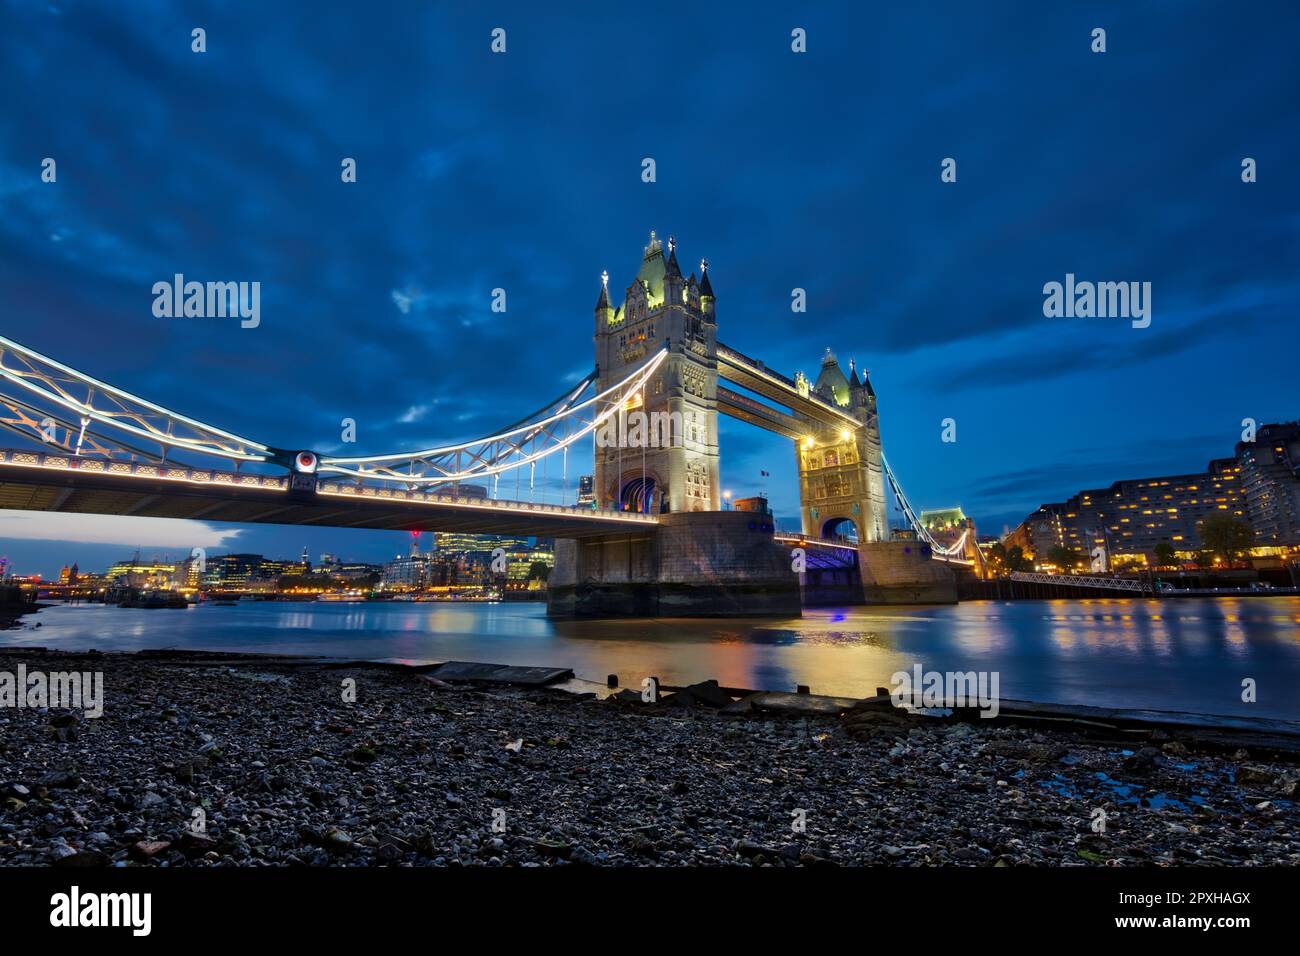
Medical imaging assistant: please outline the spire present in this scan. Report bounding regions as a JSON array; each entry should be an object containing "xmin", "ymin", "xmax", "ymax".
[
  {"xmin": 860, "ymin": 366, "xmax": 876, "ymax": 398},
  {"xmin": 848, "ymin": 357, "xmax": 861, "ymax": 388},
  {"xmin": 699, "ymin": 257, "xmax": 714, "ymax": 298},
  {"xmin": 665, "ymin": 236, "xmax": 681, "ymax": 277},
  {"xmin": 595, "ymin": 269, "xmax": 611, "ymax": 310}
]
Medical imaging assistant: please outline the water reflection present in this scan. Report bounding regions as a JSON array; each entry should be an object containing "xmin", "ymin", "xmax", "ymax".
[{"xmin": 5, "ymin": 597, "xmax": 1299, "ymax": 719}]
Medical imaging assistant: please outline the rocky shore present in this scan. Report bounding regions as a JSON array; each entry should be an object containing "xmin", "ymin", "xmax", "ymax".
[{"xmin": 1, "ymin": 649, "xmax": 1297, "ymax": 867}]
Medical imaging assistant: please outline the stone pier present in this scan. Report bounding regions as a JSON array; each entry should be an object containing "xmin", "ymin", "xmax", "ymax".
[
  {"xmin": 549, "ymin": 514, "xmax": 957, "ymax": 617},
  {"xmin": 857, "ymin": 540, "xmax": 958, "ymax": 604},
  {"xmin": 547, "ymin": 511, "xmax": 801, "ymax": 618}
]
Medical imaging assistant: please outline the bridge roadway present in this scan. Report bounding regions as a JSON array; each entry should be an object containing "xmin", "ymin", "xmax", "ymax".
[{"xmin": 0, "ymin": 448, "xmax": 659, "ymax": 538}]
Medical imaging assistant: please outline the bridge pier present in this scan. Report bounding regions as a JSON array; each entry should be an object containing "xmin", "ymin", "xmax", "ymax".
[
  {"xmin": 547, "ymin": 511, "xmax": 801, "ymax": 618},
  {"xmin": 856, "ymin": 541, "xmax": 958, "ymax": 604}
]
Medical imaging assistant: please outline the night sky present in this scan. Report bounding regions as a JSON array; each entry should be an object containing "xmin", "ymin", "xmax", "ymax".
[{"xmin": 1, "ymin": 0, "xmax": 1297, "ymax": 577}]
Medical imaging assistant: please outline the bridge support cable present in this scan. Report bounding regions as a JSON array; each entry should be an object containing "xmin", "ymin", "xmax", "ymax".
[
  {"xmin": 881, "ymin": 453, "xmax": 972, "ymax": 562},
  {"xmin": 0, "ymin": 334, "xmax": 271, "ymax": 463},
  {"xmin": 0, "ymin": 393, "xmax": 167, "ymax": 464},
  {"xmin": 318, "ymin": 349, "xmax": 668, "ymax": 489}
]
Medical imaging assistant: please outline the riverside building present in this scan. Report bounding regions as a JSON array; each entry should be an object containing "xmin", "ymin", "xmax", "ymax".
[
  {"xmin": 1236, "ymin": 421, "xmax": 1300, "ymax": 548},
  {"xmin": 1007, "ymin": 458, "xmax": 1245, "ymax": 563}
]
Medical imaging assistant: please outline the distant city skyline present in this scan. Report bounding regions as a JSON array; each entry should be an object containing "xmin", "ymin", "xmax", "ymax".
[
  {"xmin": 4, "ymin": 530, "xmax": 549, "ymax": 581},
  {"xmin": 2, "ymin": 3, "xmax": 1297, "ymax": 576}
]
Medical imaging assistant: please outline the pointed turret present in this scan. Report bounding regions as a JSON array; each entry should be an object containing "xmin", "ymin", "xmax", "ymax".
[
  {"xmin": 698, "ymin": 257, "xmax": 714, "ymax": 298},
  {"xmin": 594, "ymin": 269, "xmax": 615, "ymax": 327},
  {"xmin": 859, "ymin": 366, "xmax": 876, "ymax": 399},
  {"xmin": 698, "ymin": 257, "xmax": 715, "ymax": 319},
  {"xmin": 848, "ymin": 358, "xmax": 861, "ymax": 388},
  {"xmin": 663, "ymin": 235, "xmax": 685, "ymax": 305},
  {"xmin": 632, "ymin": 230, "xmax": 667, "ymax": 308},
  {"xmin": 814, "ymin": 348, "xmax": 851, "ymax": 407}
]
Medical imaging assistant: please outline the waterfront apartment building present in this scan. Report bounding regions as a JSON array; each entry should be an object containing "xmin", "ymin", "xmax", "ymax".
[
  {"xmin": 1007, "ymin": 458, "xmax": 1245, "ymax": 562},
  {"xmin": 381, "ymin": 554, "xmax": 436, "ymax": 590},
  {"xmin": 1236, "ymin": 421, "xmax": 1300, "ymax": 547}
]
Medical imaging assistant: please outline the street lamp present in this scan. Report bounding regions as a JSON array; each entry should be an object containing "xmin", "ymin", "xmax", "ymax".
[{"xmin": 723, "ymin": 490, "xmax": 732, "ymax": 510}]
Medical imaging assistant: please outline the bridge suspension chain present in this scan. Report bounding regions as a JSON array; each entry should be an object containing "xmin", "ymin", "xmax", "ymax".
[
  {"xmin": 881, "ymin": 453, "xmax": 970, "ymax": 559},
  {"xmin": 0, "ymin": 334, "xmax": 271, "ymax": 463},
  {"xmin": 317, "ymin": 348, "xmax": 669, "ymax": 488}
]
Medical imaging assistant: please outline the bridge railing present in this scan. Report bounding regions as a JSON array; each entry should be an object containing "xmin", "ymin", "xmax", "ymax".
[
  {"xmin": 772, "ymin": 532, "xmax": 860, "ymax": 552},
  {"xmin": 0, "ymin": 448, "xmax": 289, "ymax": 490},
  {"xmin": 0, "ymin": 447, "xmax": 658, "ymax": 524},
  {"xmin": 316, "ymin": 480, "xmax": 657, "ymax": 522}
]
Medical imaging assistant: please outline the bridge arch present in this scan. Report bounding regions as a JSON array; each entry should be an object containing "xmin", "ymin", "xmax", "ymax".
[
  {"xmin": 619, "ymin": 473, "xmax": 660, "ymax": 514},
  {"xmin": 820, "ymin": 515, "xmax": 861, "ymax": 544}
]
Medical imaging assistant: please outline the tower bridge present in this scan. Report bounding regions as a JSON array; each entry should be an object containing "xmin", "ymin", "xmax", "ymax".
[{"xmin": 0, "ymin": 231, "xmax": 971, "ymax": 616}]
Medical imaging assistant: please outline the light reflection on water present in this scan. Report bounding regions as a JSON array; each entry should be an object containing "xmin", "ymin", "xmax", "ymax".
[{"xmin": 5, "ymin": 597, "xmax": 1299, "ymax": 719}]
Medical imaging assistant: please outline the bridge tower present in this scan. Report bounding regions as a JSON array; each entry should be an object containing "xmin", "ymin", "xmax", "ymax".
[
  {"xmin": 593, "ymin": 231, "xmax": 720, "ymax": 514},
  {"xmin": 795, "ymin": 350, "xmax": 888, "ymax": 544}
]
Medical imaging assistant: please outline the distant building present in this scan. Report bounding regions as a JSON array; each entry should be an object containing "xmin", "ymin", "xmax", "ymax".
[
  {"xmin": 1007, "ymin": 458, "xmax": 1246, "ymax": 562},
  {"xmin": 920, "ymin": 507, "xmax": 967, "ymax": 533},
  {"xmin": 444, "ymin": 482, "xmax": 488, "ymax": 499},
  {"xmin": 1236, "ymin": 421, "xmax": 1300, "ymax": 548},
  {"xmin": 381, "ymin": 554, "xmax": 435, "ymax": 590},
  {"xmin": 256, "ymin": 558, "xmax": 308, "ymax": 580},
  {"xmin": 433, "ymin": 533, "xmax": 529, "ymax": 554},
  {"xmin": 106, "ymin": 560, "xmax": 177, "ymax": 589},
  {"xmin": 577, "ymin": 475, "xmax": 595, "ymax": 507},
  {"xmin": 733, "ymin": 495, "xmax": 771, "ymax": 515},
  {"xmin": 201, "ymin": 554, "xmax": 264, "ymax": 588},
  {"xmin": 920, "ymin": 507, "xmax": 976, "ymax": 560}
]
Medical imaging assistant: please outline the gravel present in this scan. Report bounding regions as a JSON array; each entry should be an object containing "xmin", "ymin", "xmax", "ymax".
[{"xmin": 1, "ymin": 650, "xmax": 1296, "ymax": 867}]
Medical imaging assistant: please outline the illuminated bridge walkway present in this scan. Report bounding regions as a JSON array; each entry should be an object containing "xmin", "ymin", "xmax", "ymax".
[{"xmin": 0, "ymin": 332, "xmax": 963, "ymax": 552}]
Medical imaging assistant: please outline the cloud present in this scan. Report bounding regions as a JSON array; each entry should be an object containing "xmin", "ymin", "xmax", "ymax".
[
  {"xmin": 0, "ymin": 512, "xmax": 240, "ymax": 549},
  {"xmin": 397, "ymin": 404, "xmax": 433, "ymax": 424},
  {"xmin": 929, "ymin": 277, "xmax": 1300, "ymax": 393}
]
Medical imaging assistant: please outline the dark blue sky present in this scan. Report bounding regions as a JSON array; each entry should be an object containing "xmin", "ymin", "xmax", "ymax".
[{"xmin": 1, "ymin": 0, "xmax": 1297, "ymax": 576}]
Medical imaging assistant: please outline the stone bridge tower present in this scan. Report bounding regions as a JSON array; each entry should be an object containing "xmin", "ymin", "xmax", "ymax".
[
  {"xmin": 796, "ymin": 350, "xmax": 887, "ymax": 543},
  {"xmin": 593, "ymin": 232, "xmax": 720, "ymax": 514}
]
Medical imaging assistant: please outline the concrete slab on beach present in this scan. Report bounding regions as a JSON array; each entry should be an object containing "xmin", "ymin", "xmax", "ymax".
[
  {"xmin": 426, "ymin": 660, "xmax": 574, "ymax": 687},
  {"xmin": 740, "ymin": 691, "xmax": 865, "ymax": 716},
  {"xmin": 987, "ymin": 697, "xmax": 1300, "ymax": 754}
]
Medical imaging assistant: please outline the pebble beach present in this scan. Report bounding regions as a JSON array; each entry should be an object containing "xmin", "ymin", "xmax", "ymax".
[{"xmin": 1, "ymin": 649, "xmax": 1297, "ymax": 867}]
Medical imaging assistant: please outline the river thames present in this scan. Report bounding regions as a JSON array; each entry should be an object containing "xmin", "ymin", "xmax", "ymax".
[{"xmin": 6, "ymin": 596, "xmax": 1299, "ymax": 720}]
